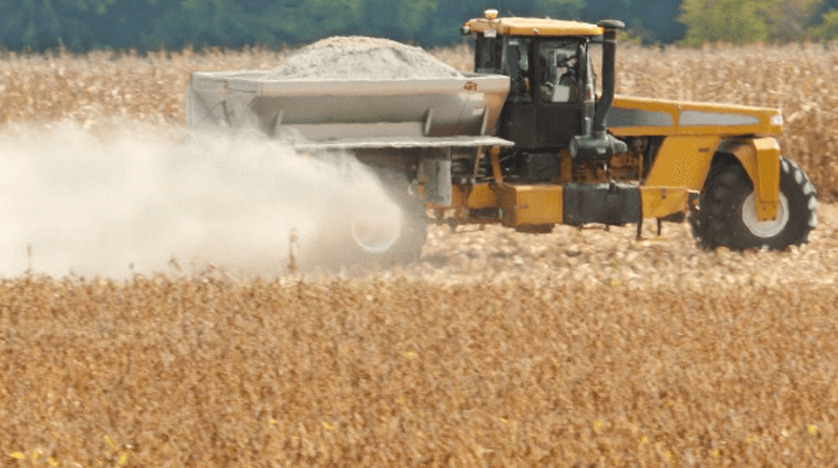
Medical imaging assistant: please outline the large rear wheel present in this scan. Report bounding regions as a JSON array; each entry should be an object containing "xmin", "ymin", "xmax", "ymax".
[
  {"xmin": 353, "ymin": 170, "xmax": 426, "ymax": 264},
  {"xmin": 316, "ymin": 168, "xmax": 426, "ymax": 268},
  {"xmin": 689, "ymin": 156, "xmax": 817, "ymax": 251}
]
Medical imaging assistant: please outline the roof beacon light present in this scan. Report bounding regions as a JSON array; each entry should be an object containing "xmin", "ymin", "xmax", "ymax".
[{"xmin": 485, "ymin": 9, "xmax": 499, "ymax": 20}]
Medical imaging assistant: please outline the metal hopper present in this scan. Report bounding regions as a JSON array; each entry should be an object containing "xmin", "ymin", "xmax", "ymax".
[{"xmin": 186, "ymin": 71, "xmax": 515, "ymax": 151}]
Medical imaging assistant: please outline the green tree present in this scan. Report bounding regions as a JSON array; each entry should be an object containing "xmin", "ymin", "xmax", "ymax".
[
  {"xmin": 422, "ymin": 0, "xmax": 474, "ymax": 45},
  {"xmin": 0, "ymin": 0, "xmax": 117, "ymax": 50},
  {"xmin": 145, "ymin": 0, "xmax": 257, "ymax": 49},
  {"xmin": 807, "ymin": 0, "xmax": 838, "ymax": 39},
  {"xmin": 144, "ymin": 0, "xmax": 369, "ymax": 49},
  {"xmin": 766, "ymin": 0, "xmax": 822, "ymax": 41},
  {"xmin": 94, "ymin": 0, "xmax": 168, "ymax": 49},
  {"xmin": 809, "ymin": 8, "xmax": 838, "ymax": 38},
  {"xmin": 679, "ymin": 0, "xmax": 777, "ymax": 44},
  {"xmin": 582, "ymin": 0, "xmax": 688, "ymax": 43},
  {"xmin": 681, "ymin": 0, "xmax": 824, "ymax": 44},
  {"xmin": 534, "ymin": 0, "xmax": 586, "ymax": 18},
  {"xmin": 254, "ymin": 0, "xmax": 364, "ymax": 45},
  {"xmin": 358, "ymin": 0, "xmax": 436, "ymax": 42}
]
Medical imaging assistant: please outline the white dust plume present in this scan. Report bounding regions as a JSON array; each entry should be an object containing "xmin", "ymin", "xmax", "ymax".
[{"xmin": 0, "ymin": 120, "xmax": 401, "ymax": 278}]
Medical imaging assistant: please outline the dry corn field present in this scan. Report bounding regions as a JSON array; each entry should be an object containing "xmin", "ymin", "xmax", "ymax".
[{"xmin": 2, "ymin": 44, "xmax": 838, "ymax": 467}]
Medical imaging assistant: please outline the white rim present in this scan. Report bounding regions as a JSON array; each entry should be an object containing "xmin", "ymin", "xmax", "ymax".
[
  {"xmin": 741, "ymin": 192, "xmax": 790, "ymax": 238},
  {"xmin": 351, "ymin": 207, "xmax": 404, "ymax": 254}
]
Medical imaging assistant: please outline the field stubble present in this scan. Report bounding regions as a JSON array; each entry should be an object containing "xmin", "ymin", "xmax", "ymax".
[{"xmin": 1, "ymin": 44, "xmax": 838, "ymax": 466}]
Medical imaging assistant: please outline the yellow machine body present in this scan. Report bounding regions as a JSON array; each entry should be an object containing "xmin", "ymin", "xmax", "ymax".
[
  {"xmin": 443, "ymin": 15, "xmax": 787, "ymax": 230},
  {"xmin": 444, "ymin": 93, "xmax": 784, "ymax": 228},
  {"xmin": 611, "ymin": 96, "xmax": 783, "ymax": 221}
]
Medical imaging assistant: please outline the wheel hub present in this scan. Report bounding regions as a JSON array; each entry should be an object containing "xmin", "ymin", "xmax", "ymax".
[{"xmin": 741, "ymin": 192, "xmax": 790, "ymax": 238}]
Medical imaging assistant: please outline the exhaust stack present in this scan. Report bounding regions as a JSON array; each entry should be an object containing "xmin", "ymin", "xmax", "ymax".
[
  {"xmin": 594, "ymin": 20, "xmax": 624, "ymax": 135},
  {"xmin": 569, "ymin": 19, "xmax": 628, "ymax": 161}
]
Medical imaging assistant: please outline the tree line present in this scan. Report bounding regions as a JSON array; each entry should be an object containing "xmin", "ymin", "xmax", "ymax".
[{"xmin": 1, "ymin": 0, "xmax": 838, "ymax": 52}]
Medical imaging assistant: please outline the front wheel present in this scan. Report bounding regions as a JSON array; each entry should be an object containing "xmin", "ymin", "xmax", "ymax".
[{"xmin": 689, "ymin": 156, "xmax": 817, "ymax": 251}]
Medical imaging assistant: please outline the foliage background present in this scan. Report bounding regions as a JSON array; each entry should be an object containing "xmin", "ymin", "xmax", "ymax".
[{"xmin": 3, "ymin": 0, "xmax": 838, "ymax": 52}]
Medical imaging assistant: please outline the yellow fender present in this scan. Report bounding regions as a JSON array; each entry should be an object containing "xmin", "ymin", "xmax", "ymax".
[
  {"xmin": 642, "ymin": 135, "xmax": 780, "ymax": 221},
  {"xmin": 644, "ymin": 135, "xmax": 721, "ymax": 191},
  {"xmin": 719, "ymin": 137, "xmax": 781, "ymax": 221},
  {"xmin": 641, "ymin": 135, "xmax": 720, "ymax": 219}
]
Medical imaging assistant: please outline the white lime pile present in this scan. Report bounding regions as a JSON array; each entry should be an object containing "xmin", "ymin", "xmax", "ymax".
[{"xmin": 266, "ymin": 36, "xmax": 463, "ymax": 80}]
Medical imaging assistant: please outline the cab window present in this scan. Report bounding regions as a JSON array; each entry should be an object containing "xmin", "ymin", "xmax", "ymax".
[
  {"xmin": 538, "ymin": 40, "xmax": 583, "ymax": 103},
  {"xmin": 475, "ymin": 36, "xmax": 500, "ymax": 73}
]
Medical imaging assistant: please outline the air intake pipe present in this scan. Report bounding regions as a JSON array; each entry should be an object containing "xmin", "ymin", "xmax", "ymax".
[
  {"xmin": 569, "ymin": 19, "xmax": 628, "ymax": 161},
  {"xmin": 594, "ymin": 20, "xmax": 624, "ymax": 134}
]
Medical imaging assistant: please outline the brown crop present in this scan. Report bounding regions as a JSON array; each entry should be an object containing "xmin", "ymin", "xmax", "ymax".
[
  {"xmin": 2, "ymin": 261, "xmax": 838, "ymax": 467},
  {"xmin": 1, "ymin": 44, "xmax": 838, "ymax": 467}
]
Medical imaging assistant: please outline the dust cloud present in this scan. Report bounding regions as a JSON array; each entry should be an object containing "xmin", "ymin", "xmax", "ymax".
[{"xmin": 0, "ymin": 120, "xmax": 400, "ymax": 278}]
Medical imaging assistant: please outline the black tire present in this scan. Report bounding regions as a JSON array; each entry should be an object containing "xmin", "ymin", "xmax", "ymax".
[
  {"xmin": 299, "ymin": 167, "xmax": 427, "ymax": 271},
  {"xmin": 689, "ymin": 156, "xmax": 817, "ymax": 251}
]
